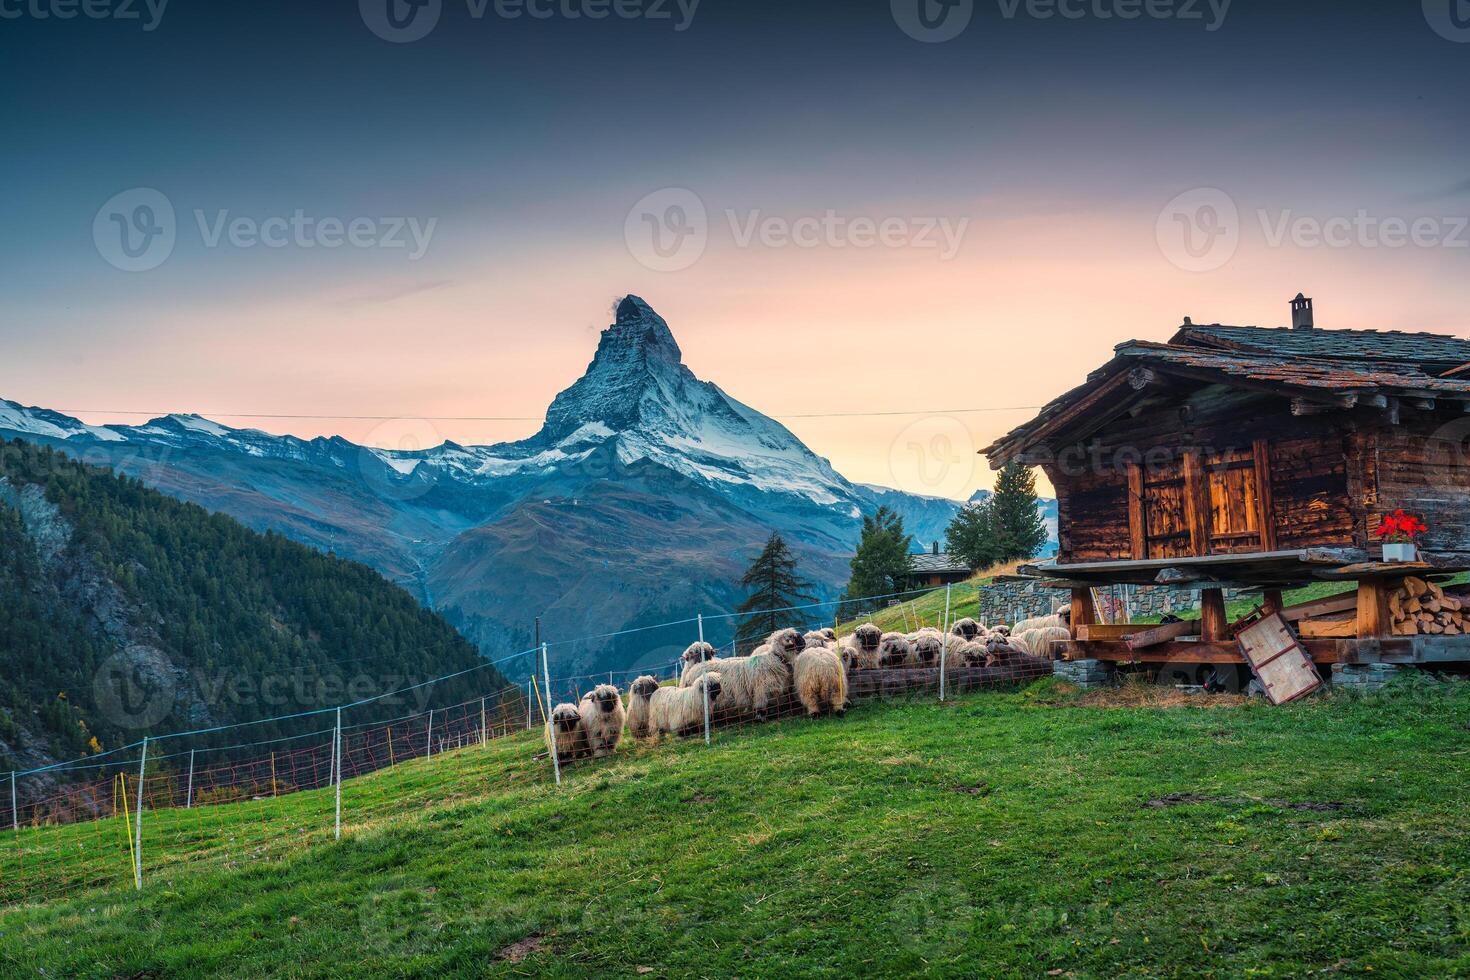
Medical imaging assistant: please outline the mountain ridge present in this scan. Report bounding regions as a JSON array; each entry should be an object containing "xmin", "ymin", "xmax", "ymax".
[{"xmin": 0, "ymin": 297, "xmax": 1053, "ymax": 673}]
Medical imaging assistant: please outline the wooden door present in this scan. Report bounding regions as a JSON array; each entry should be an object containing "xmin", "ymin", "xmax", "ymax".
[{"xmin": 1128, "ymin": 440, "xmax": 1276, "ymax": 559}]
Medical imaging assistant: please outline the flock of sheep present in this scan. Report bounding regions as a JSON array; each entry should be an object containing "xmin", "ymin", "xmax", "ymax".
[{"xmin": 547, "ymin": 609, "xmax": 1070, "ymax": 765}]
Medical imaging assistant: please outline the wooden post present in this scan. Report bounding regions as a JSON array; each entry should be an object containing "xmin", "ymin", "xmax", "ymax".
[
  {"xmin": 1262, "ymin": 589, "xmax": 1284, "ymax": 616},
  {"xmin": 1356, "ymin": 576, "xmax": 1392, "ymax": 639},
  {"xmin": 1069, "ymin": 588, "xmax": 1096, "ymax": 640},
  {"xmin": 1127, "ymin": 463, "xmax": 1146, "ymax": 560},
  {"xmin": 1182, "ymin": 450, "xmax": 1210, "ymax": 556},
  {"xmin": 1200, "ymin": 588, "xmax": 1227, "ymax": 642}
]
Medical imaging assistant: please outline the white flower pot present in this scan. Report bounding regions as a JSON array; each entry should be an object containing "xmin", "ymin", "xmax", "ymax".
[{"xmin": 1382, "ymin": 542, "xmax": 1417, "ymax": 563}]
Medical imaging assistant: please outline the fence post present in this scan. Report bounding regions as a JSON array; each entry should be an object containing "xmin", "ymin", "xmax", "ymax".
[
  {"xmin": 481, "ymin": 698, "xmax": 488, "ymax": 747},
  {"xmin": 133, "ymin": 737, "xmax": 148, "ymax": 891},
  {"xmin": 9, "ymin": 771, "xmax": 15, "ymax": 832},
  {"xmin": 526, "ymin": 678, "xmax": 533, "ymax": 730},
  {"xmin": 698, "ymin": 614, "xmax": 710, "ymax": 745},
  {"xmin": 542, "ymin": 643, "xmax": 561, "ymax": 786},
  {"xmin": 425, "ymin": 709, "xmax": 434, "ymax": 759},
  {"xmin": 186, "ymin": 749, "xmax": 195, "ymax": 809},
  {"xmin": 334, "ymin": 707, "xmax": 343, "ymax": 841},
  {"xmin": 940, "ymin": 584, "xmax": 951, "ymax": 702}
]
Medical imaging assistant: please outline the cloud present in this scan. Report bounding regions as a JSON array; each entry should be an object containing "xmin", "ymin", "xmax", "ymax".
[{"xmin": 329, "ymin": 279, "xmax": 454, "ymax": 309}]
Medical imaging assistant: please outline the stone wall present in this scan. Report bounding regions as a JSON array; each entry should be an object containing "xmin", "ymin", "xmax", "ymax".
[{"xmin": 976, "ymin": 577, "xmax": 1244, "ymax": 628}]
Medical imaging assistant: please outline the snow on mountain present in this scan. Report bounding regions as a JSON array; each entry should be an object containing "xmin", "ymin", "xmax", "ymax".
[{"xmin": 0, "ymin": 400, "xmax": 126, "ymax": 443}]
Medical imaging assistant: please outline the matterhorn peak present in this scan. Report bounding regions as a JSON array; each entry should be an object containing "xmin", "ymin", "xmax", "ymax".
[{"xmin": 599, "ymin": 294, "xmax": 682, "ymax": 367}]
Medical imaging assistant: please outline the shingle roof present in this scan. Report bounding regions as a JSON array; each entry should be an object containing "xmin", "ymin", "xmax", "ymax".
[
  {"xmin": 1116, "ymin": 341, "xmax": 1470, "ymax": 393},
  {"xmin": 1172, "ymin": 323, "xmax": 1470, "ymax": 370},
  {"xmin": 910, "ymin": 552, "xmax": 971, "ymax": 575}
]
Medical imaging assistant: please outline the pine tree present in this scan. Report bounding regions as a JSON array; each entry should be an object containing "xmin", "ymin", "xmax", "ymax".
[
  {"xmin": 843, "ymin": 506, "xmax": 914, "ymax": 615},
  {"xmin": 944, "ymin": 498, "xmax": 1001, "ymax": 571},
  {"xmin": 991, "ymin": 462, "xmax": 1048, "ymax": 562},
  {"xmin": 734, "ymin": 532, "xmax": 816, "ymax": 651}
]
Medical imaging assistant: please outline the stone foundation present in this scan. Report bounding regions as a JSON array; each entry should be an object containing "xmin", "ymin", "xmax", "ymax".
[
  {"xmin": 1331, "ymin": 663, "xmax": 1411, "ymax": 692},
  {"xmin": 1054, "ymin": 658, "xmax": 1114, "ymax": 689},
  {"xmin": 976, "ymin": 578, "xmax": 1244, "ymax": 628}
]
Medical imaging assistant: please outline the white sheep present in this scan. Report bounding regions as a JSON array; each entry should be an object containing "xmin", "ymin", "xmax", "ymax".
[
  {"xmin": 802, "ymin": 630, "xmax": 834, "ymax": 650},
  {"xmin": 649, "ymin": 673, "xmax": 722, "ymax": 738},
  {"xmin": 577, "ymin": 684, "xmax": 627, "ymax": 758},
  {"xmin": 909, "ymin": 630, "xmax": 947, "ymax": 668},
  {"xmin": 1010, "ymin": 626, "xmax": 1071, "ymax": 658},
  {"xmin": 949, "ymin": 617, "xmax": 983, "ymax": 641},
  {"xmin": 878, "ymin": 632, "xmax": 914, "ymax": 668},
  {"xmin": 682, "ymin": 641, "xmax": 716, "ymax": 668},
  {"xmin": 682, "ymin": 639, "xmax": 798, "ymax": 722},
  {"xmin": 549, "ymin": 703, "xmax": 588, "ymax": 763},
  {"xmin": 1013, "ymin": 608, "xmax": 1071, "ymax": 635},
  {"xmin": 752, "ymin": 628, "xmax": 805, "ymax": 661},
  {"xmin": 794, "ymin": 644, "xmax": 847, "ymax": 718},
  {"xmin": 626, "ymin": 675, "xmax": 660, "ymax": 739},
  {"xmin": 840, "ymin": 624, "xmax": 883, "ymax": 672}
]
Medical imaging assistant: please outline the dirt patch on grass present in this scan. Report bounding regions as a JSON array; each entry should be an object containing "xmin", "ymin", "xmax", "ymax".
[
  {"xmin": 1144, "ymin": 793, "xmax": 1346, "ymax": 812},
  {"xmin": 1080, "ymin": 686, "xmax": 1250, "ymax": 710},
  {"xmin": 953, "ymin": 783, "xmax": 992, "ymax": 796},
  {"xmin": 683, "ymin": 793, "xmax": 715, "ymax": 805},
  {"xmin": 497, "ymin": 932, "xmax": 548, "ymax": 963}
]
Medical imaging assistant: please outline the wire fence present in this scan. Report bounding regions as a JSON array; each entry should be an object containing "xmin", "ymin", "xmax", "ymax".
[{"xmin": 1, "ymin": 582, "xmax": 1065, "ymax": 909}]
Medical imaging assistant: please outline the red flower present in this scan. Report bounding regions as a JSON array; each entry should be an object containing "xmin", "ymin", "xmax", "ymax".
[{"xmin": 1374, "ymin": 512, "xmax": 1427, "ymax": 543}]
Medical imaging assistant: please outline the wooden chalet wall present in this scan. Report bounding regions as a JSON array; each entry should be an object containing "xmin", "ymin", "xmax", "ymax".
[
  {"xmin": 1371, "ymin": 413, "xmax": 1470, "ymax": 559},
  {"xmin": 1045, "ymin": 384, "xmax": 1363, "ymax": 564}
]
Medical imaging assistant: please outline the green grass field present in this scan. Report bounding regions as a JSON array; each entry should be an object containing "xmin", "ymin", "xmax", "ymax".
[{"xmin": 2, "ymin": 679, "xmax": 1467, "ymax": 978}]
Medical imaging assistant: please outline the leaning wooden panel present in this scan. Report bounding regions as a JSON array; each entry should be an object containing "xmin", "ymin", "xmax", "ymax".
[{"xmin": 1236, "ymin": 613, "xmax": 1324, "ymax": 705}]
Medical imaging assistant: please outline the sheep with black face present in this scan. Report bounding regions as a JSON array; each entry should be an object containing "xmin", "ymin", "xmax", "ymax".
[
  {"xmin": 626, "ymin": 675, "xmax": 660, "ymax": 739},
  {"xmin": 577, "ymin": 684, "xmax": 626, "ymax": 758},
  {"xmin": 649, "ymin": 673, "xmax": 722, "ymax": 737},
  {"xmin": 550, "ymin": 703, "xmax": 589, "ymax": 763},
  {"xmin": 682, "ymin": 641, "xmax": 717, "ymax": 669},
  {"xmin": 794, "ymin": 641, "xmax": 847, "ymax": 718},
  {"xmin": 878, "ymin": 631, "xmax": 914, "ymax": 668},
  {"xmin": 950, "ymin": 617, "xmax": 983, "ymax": 642},
  {"xmin": 909, "ymin": 629, "xmax": 945, "ymax": 668},
  {"xmin": 840, "ymin": 623, "xmax": 883, "ymax": 671},
  {"xmin": 682, "ymin": 631, "xmax": 799, "ymax": 722}
]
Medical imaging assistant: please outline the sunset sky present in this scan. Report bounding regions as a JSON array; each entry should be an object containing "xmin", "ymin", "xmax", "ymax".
[{"xmin": 3, "ymin": 0, "xmax": 1468, "ymax": 499}]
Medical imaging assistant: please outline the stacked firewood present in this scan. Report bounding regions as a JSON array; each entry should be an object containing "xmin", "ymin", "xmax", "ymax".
[{"xmin": 1390, "ymin": 577, "xmax": 1465, "ymax": 636}]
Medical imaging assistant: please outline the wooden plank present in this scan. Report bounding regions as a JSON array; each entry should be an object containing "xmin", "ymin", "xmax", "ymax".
[
  {"xmin": 1074, "ymin": 624, "xmax": 1142, "ymax": 642},
  {"xmin": 1200, "ymin": 588, "xmax": 1227, "ymax": 642},
  {"xmin": 1236, "ymin": 613, "xmax": 1324, "ymax": 704},
  {"xmin": 1182, "ymin": 450, "xmax": 1209, "ymax": 556},
  {"xmin": 1262, "ymin": 588, "xmax": 1284, "ymax": 616},
  {"xmin": 1075, "ymin": 639, "xmax": 1340, "ymax": 664},
  {"xmin": 1278, "ymin": 589, "xmax": 1357, "ymax": 622},
  {"xmin": 1253, "ymin": 439, "xmax": 1277, "ymax": 551},
  {"xmin": 1356, "ymin": 576, "xmax": 1393, "ymax": 639},
  {"xmin": 1127, "ymin": 463, "xmax": 1146, "ymax": 560},
  {"xmin": 1124, "ymin": 619, "xmax": 1200, "ymax": 649},
  {"xmin": 1297, "ymin": 616, "xmax": 1358, "ymax": 638}
]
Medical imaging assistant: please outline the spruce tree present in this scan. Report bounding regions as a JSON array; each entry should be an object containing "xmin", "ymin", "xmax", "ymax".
[
  {"xmin": 944, "ymin": 498, "xmax": 1001, "ymax": 571},
  {"xmin": 843, "ymin": 506, "xmax": 914, "ymax": 615},
  {"xmin": 734, "ymin": 532, "xmax": 816, "ymax": 651},
  {"xmin": 991, "ymin": 462, "xmax": 1048, "ymax": 562}
]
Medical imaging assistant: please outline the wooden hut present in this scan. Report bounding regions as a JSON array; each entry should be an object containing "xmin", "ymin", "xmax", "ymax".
[{"xmin": 982, "ymin": 295, "xmax": 1470, "ymax": 679}]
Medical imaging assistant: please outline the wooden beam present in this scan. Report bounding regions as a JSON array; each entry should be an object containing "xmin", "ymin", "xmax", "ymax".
[
  {"xmin": 1356, "ymin": 576, "xmax": 1393, "ymax": 639},
  {"xmin": 1126, "ymin": 463, "xmax": 1146, "ymax": 561},
  {"xmin": 1262, "ymin": 589, "xmax": 1284, "ymax": 616},
  {"xmin": 1252, "ymin": 439, "xmax": 1277, "ymax": 551},
  {"xmin": 1279, "ymin": 590, "xmax": 1357, "ymax": 622},
  {"xmin": 1074, "ymin": 639, "xmax": 1341, "ymax": 665},
  {"xmin": 1182, "ymin": 450, "xmax": 1209, "ymax": 556},
  {"xmin": 1070, "ymin": 587, "xmax": 1097, "ymax": 639},
  {"xmin": 1125, "ymin": 619, "xmax": 1201, "ymax": 649},
  {"xmin": 1200, "ymin": 588, "xmax": 1227, "ymax": 642}
]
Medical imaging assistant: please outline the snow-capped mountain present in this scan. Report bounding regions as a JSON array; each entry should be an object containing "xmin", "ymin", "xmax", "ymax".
[{"xmin": 0, "ymin": 296, "xmax": 1023, "ymax": 672}]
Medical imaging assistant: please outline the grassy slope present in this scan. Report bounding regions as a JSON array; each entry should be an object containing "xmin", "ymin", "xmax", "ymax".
[{"xmin": 3, "ymin": 683, "xmax": 1468, "ymax": 977}]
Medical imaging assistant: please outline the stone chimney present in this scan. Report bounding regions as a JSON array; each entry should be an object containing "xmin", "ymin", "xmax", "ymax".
[
  {"xmin": 1291, "ymin": 293, "xmax": 1314, "ymax": 331},
  {"xmin": 932, "ymin": 541, "xmax": 940, "ymax": 555}
]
